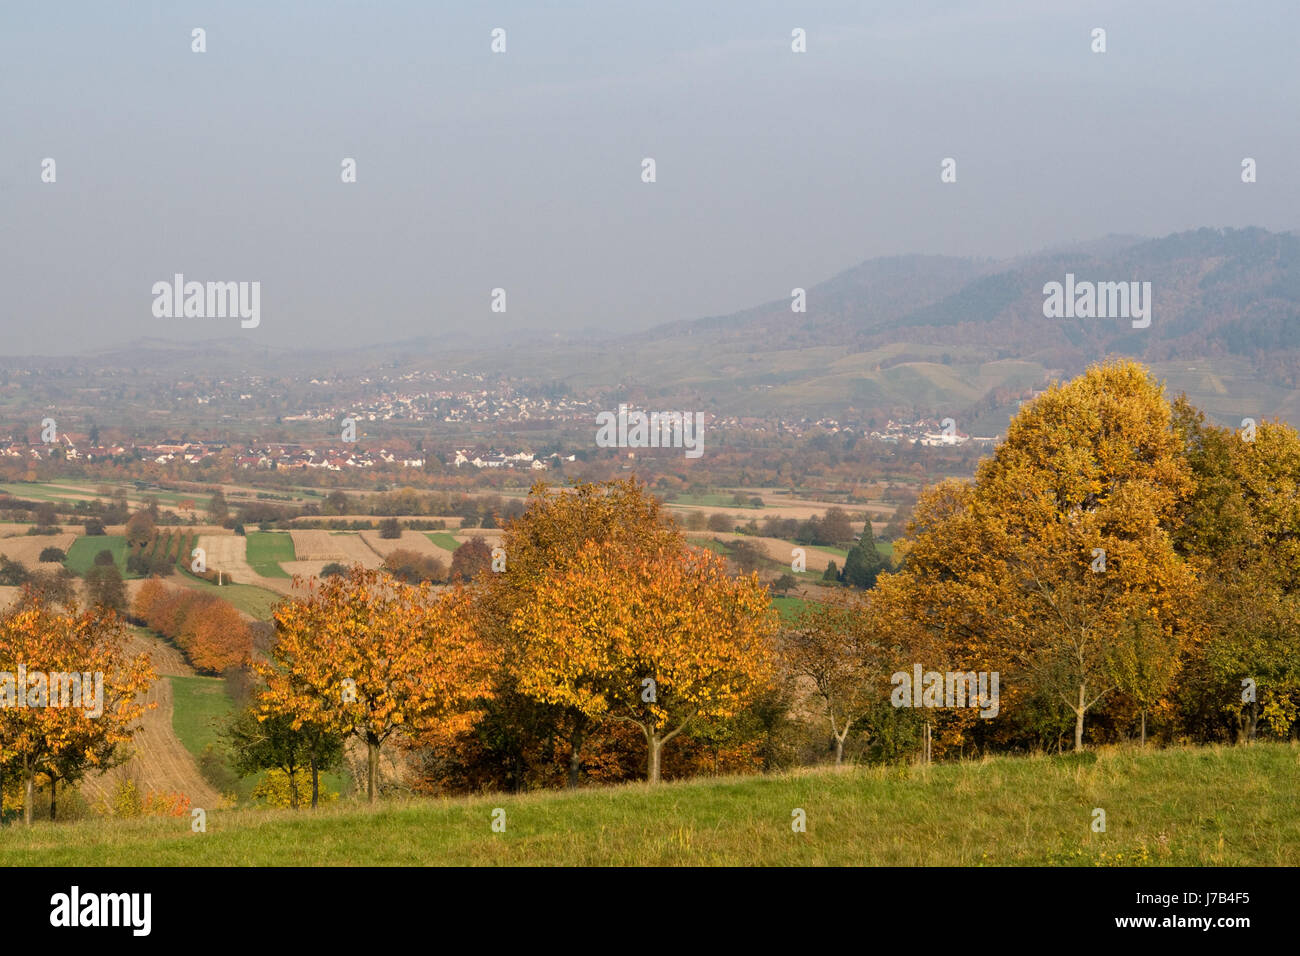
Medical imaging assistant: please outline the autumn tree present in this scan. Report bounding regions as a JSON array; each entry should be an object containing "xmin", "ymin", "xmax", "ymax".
[
  {"xmin": 448, "ymin": 537, "xmax": 492, "ymax": 582},
  {"xmin": 206, "ymin": 489, "xmax": 229, "ymax": 525},
  {"xmin": 381, "ymin": 548, "xmax": 445, "ymax": 585},
  {"xmin": 84, "ymin": 563, "xmax": 127, "ymax": 615},
  {"xmin": 511, "ymin": 542, "xmax": 777, "ymax": 783},
  {"xmin": 786, "ymin": 593, "xmax": 896, "ymax": 764},
  {"xmin": 124, "ymin": 510, "xmax": 155, "ymax": 548},
  {"xmin": 260, "ymin": 568, "xmax": 496, "ymax": 802},
  {"xmin": 476, "ymin": 479, "xmax": 685, "ymax": 789},
  {"xmin": 0, "ymin": 590, "xmax": 156, "ymax": 825},
  {"xmin": 874, "ymin": 362, "xmax": 1199, "ymax": 752},
  {"xmin": 225, "ymin": 705, "xmax": 344, "ymax": 809},
  {"xmin": 1174, "ymin": 407, "xmax": 1300, "ymax": 741}
]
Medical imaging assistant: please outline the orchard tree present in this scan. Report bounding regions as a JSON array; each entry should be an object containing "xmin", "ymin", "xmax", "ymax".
[
  {"xmin": 260, "ymin": 568, "xmax": 496, "ymax": 802},
  {"xmin": 510, "ymin": 542, "xmax": 777, "ymax": 783},
  {"xmin": 225, "ymin": 706, "xmax": 344, "ymax": 809},
  {"xmin": 786, "ymin": 593, "xmax": 896, "ymax": 764},
  {"xmin": 477, "ymin": 479, "xmax": 684, "ymax": 789},
  {"xmin": 206, "ymin": 489, "xmax": 229, "ymax": 525},
  {"xmin": 448, "ymin": 536, "xmax": 491, "ymax": 582},
  {"xmin": 0, "ymin": 591, "xmax": 156, "ymax": 825}
]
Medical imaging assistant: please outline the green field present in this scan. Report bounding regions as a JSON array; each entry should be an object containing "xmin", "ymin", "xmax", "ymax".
[
  {"xmin": 2, "ymin": 743, "xmax": 1294, "ymax": 865},
  {"xmin": 64, "ymin": 534, "xmax": 129, "ymax": 576},
  {"xmin": 169, "ymin": 673, "xmax": 346, "ymax": 803},
  {"xmin": 245, "ymin": 532, "xmax": 295, "ymax": 577},
  {"xmin": 771, "ymin": 595, "xmax": 813, "ymax": 620},
  {"xmin": 175, "ymin": 570, "xmax": 283, "ymax": 620},
  {"xmin": 169, "ymin": 675, "xmax": 234, "ymax": 756},
  {"xmin": 694, "ymin": 539, "xmax": 733, "ymax": 555},
  {"xmin": 426, "ymin": 532, "xmax": 462, "ymax": 552}
]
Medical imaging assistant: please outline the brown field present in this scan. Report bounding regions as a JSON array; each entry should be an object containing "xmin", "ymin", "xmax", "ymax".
[
  {"xmin": 685, "ymin": 532, "xmax": 842, "ymax": 572},
  {"xmin": 79, "ymin": 629, "xmax": 221, "ymax": 810},
  {"xmin": 195, "ymin": 534, "xmax": 255, "ymax": 583},
  {"xmin": 455, "ymin": 530, "xmax": 503, "ymax": 549},
  {"xmin": 287, "ymin": 530, "xmax": 383, "ymax": 567},
  {"xmin": 0, "ymin": 532, "xmax": 78, "ymax": 566},
  {"xmin": 668, "ymin": 502, "xmax": 892, "ymax": 525},
  {"xmin": 287, "ymin": 514, "xmax": 464, "ymax": 527},
  {"xmin": 280, "ymin": 560, "xmax": 330, "ymax": 581},
  {"xmin": 360, "ymin": 530, "xmax": 454, "ymax": 562}
]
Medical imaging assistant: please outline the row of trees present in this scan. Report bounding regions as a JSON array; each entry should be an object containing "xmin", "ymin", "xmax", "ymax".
[
  {"xmin": 243, "ymin": 481, "xmax": 779, "ymax": 802},
  {"xmin": 133, "ymin": 580, "xmax": 252, "ymax": 675},
  {"xmin": 59, "ymin": 361, "xmax": 1291, "ymax": 814}
]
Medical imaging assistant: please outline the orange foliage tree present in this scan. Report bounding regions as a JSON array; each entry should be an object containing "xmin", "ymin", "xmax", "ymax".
[
  {"xmin": 0, "ymin": 590, "xmax": 157, "ymax": 825},
  {"xmin": 510, "ymin": 542, "xmax": 778, "ymax": 783},
  {"xmin": 260, "ymin": 567, "xmax": 497, "ymax": 802}
]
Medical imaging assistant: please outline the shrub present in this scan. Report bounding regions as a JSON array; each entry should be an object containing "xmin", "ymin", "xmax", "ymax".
[
  {"xmin": 320, "ymin": 562, "xmax": 348, "ymax": 578},
  {"xmin": 707, "ymin": 512, "xmax": 733, "ymax": 532},
  {"xmin": 0, "ymin": 555, "xmax": 28, "ymax": 586},
  {"xmin": 83, "ymin": 518, "xmax": 106, "ymax": 536},
  {"xmin": 381, "ymin": 548, "xmax": 445, "ymax": 584},
  {"xmin": 198, "ymin": 744, "xmax": 241, "ymax": 794},
  {"xmin": 38, "ymin": 547, "xmax": 66, "ymax": 563},
  {"xmin": 378, "ymin": 517, "xmax": 402, "ymax": 539},
  {"xmin": 93, "ymin": 548, "xmax": 116, "ymax": 566},
  {"xmin": 252, "ymin": 769, "xmax": 338, "ymax": 809}
]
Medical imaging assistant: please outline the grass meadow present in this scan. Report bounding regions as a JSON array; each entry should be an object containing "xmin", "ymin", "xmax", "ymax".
[{"xmin": 4, "ymin": 743, "xmax": 1294, "ymax": 866}]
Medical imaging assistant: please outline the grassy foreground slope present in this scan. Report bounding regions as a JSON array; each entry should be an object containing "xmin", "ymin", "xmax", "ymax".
[{"xmin": 4, "ymin": 744, "xmax": 1296, "ymax": 866}]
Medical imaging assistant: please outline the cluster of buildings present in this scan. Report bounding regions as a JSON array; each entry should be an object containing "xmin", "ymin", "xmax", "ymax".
[
  {"xmin": 452, "ymin": 449, "xmax": 576, "ymax": 470},
  {"xmin": 0, "ymin": 434, "xmax": 582, "ymax": 473},
  {"xmin": 869, "ymin": 420, "xmax": 999, "ymax": 446}
]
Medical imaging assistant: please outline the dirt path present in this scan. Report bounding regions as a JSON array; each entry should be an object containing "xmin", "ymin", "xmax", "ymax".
[{"xmin": 79, "ymin": 630, "xmax": 222, "ymax": 810}]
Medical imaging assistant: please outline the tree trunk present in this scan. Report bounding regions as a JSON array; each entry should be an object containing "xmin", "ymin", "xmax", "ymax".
[
  {"xmin": 367, "ymin": 740, "xmax": 379, "ymax": 803},
  {"xmin": 834, "ymin": 735, "xmax": 844, "ymax": 766},
  {"xmin": 1140, "ymin": 710, "xmax": 1146, "ymax": 747},
  {"xmin": 50, "ymin": 778, "xmax": 57, "ymax": 821},
  {"xmin": 1074, "ymin": 684, "xmax": 1086, "ymax": 751},
  {"xmin": 289, "ymin": 768, "xmax": 300, "ymax": 809},
  {"xmin": 310, "ymin": 759, "xmax": 320, "ymax": 809},
  {"xmin": 567, "ymin": 729, "xmax": 583, "ymax": 789},
  {"xmin": 647, "ymin": 734, "xmax": 662, "ymax": 784},
  {"xmin": 23, "ymin": 765, "xmax": 34, "ymax": 827}
]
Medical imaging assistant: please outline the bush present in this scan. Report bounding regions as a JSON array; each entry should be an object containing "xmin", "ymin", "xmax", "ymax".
[
  {"xmin": 378, "ymin": 517, "xmax": 402, "ymax": 539},
  {"xmin": 83, "ymin": 518, "xmax": 106, "ymax": 536},
  {"xmin": 93, "ymin": 548, "xmax": 116, "ymax": 566},
  {"xmin": 38, "ymin": 546, "xmax": 66, "ymax": 563},
  {"xmin": 320, "ymin": 562, "xmax": 348, "ymax": 578},
  {"xmin": 0, "ymin": 555, "xmax": 28, "ymax": 586},
  {"xmin": 252, "ymin": 769, "xmax": 338, "ymax": 809},
  {"xmin": 707, "ymin": 512, "xmax": 733, "ymax": 533},
  {"xmin": 382, "ymin": 548, "xmax": 445, "ymax": 584},
  {"xmin": 198, "ymin": 744, "xmax": 241, "ymax": 795}
]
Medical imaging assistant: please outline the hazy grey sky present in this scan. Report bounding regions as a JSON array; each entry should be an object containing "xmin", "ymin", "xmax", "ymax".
[{"xmin": 3, "ymin": 0, "xmax": 1297, "ymax": 354}]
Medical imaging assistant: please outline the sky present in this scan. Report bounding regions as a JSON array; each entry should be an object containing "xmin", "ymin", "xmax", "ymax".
[{"xmin": 2, "ymin": 0, "xmax": 1297, "ymax": 354}]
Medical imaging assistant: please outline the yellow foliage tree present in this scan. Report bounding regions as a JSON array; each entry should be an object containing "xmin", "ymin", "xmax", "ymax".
[{"xmin": 511, "ymin": 542, "xmax": 778, "ymax": 783}]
